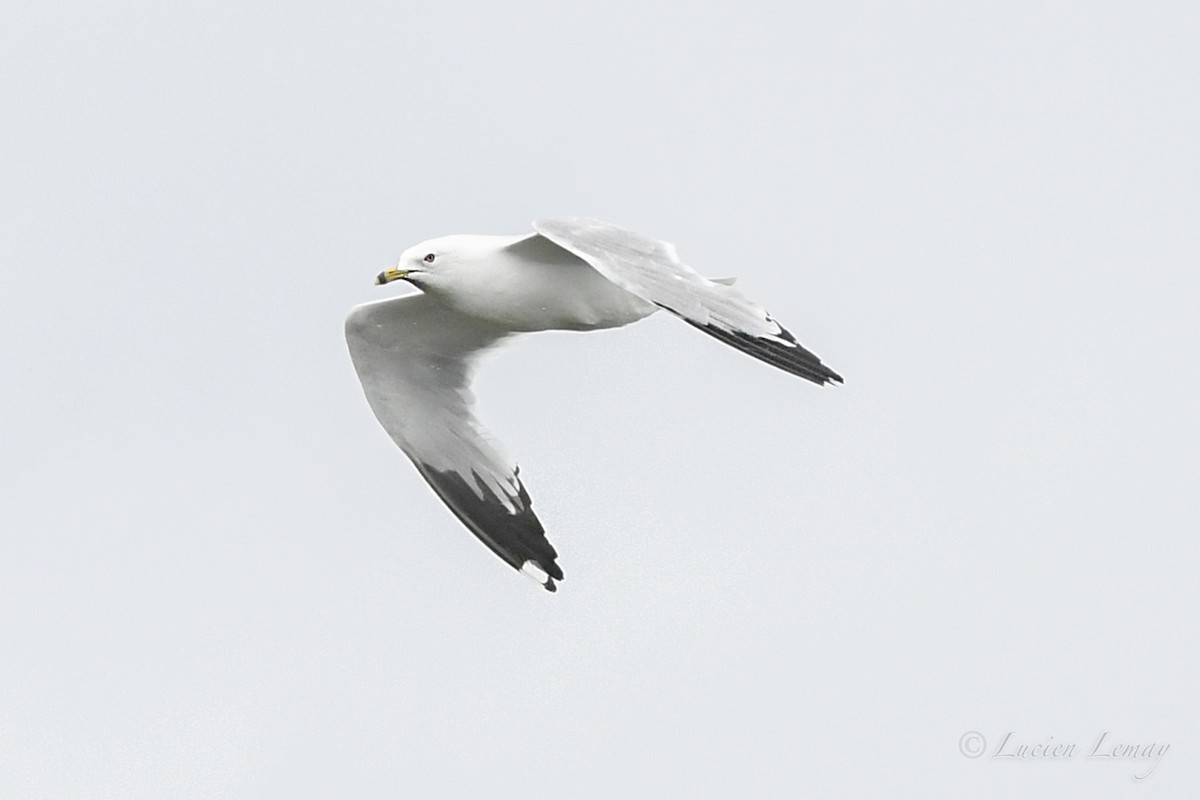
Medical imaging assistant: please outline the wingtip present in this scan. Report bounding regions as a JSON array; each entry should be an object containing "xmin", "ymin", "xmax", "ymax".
[{"xmin": 521, "ymin": 560, "xmax": 561, "ymax": 593}]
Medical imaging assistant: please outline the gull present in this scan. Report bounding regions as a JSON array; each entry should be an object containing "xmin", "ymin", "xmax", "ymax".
[{"xmin": 346, "ymin": 218, "xmax": 842, "ymax": 591}]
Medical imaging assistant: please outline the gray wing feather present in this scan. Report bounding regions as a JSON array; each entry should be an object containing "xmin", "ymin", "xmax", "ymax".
[
  {"xmin": 532, "ymin": 218, "xmax": 843, "ymax": 385},
  {"xmin": 345, "ymin": 293, "xmax": 563, "ymax": 589},
  {"xmin": 534, "ymin": 218, "xmax": 777, "ymax": 337}
]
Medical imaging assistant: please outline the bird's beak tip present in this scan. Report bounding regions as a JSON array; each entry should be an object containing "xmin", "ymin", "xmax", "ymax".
[{"xmin": 375, "ymin": 268, "xmax": 407, "ymax": 286}]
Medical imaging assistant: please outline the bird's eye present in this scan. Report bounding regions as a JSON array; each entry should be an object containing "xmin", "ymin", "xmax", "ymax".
[{"xmin": 423, "ymin": 253, "xmax": 436, "ymax": 263}]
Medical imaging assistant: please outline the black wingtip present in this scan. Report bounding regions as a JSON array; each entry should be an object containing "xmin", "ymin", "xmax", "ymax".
[
  {"xmin": 413, "ymin": 463, "xmax": 565, "ymax": 590},
  {"xmin": 684, "ymin": 317, "xmax": 844, "ymax": 387},
  {"xmin": 654, "ymin": 302, "xmax": 842, "ymax": 386}
]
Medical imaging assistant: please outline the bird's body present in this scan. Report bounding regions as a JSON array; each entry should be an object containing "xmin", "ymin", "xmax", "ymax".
[
  {"xmin": 393, "ymin": 233, "xmax": 657, "ymax": 332},
  {"xmin": 346, "ymin": 218, "xmax": 842, "ymax": 591}
]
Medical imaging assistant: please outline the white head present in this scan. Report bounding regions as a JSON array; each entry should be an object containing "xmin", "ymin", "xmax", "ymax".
[{"xmin": 374, "ymin": 235, "xmax": 497, "ymax": 292}]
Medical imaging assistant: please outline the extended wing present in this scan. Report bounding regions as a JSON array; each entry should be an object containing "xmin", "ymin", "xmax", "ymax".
[
  {"xmin": 345, "ymin": 293, "xmax": 563, "ymax": 590},
  {"xmin": 533, "ymin": 218, "xmax": 843, "ymax": 386}
]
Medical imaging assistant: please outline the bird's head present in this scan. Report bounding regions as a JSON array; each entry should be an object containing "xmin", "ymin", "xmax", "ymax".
[
  {"xmin": 376, "ymin": 235, "xmax": 451, "ymax": 287},
  {"xmin": 375, "ymin": 235, "xmax": 485, "ymax": 291}
]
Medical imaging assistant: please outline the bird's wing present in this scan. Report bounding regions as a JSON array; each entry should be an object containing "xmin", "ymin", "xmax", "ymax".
[
  {"xmin": 345, "ymin": 293, "xmax": 562, "ymax": 591},
  {"xmin": 533, "ymin": 217, "xmax": 842, "ymax": 385}
]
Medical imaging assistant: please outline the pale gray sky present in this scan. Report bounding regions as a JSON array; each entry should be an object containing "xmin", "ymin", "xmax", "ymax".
[{"xmin": 2, "ymin": 1, "xmax": 1197, "ymax": 797}]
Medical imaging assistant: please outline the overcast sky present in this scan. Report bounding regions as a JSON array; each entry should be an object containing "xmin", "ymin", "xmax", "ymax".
[{"xmin": 2, "ymin": 1, "xmax": 1197, "ymax": 797}]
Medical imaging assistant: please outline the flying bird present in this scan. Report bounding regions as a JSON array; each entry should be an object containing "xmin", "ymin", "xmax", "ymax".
[{"xmin": 346, "ymin": 218, "xmax": 841, "ymax": 591}]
